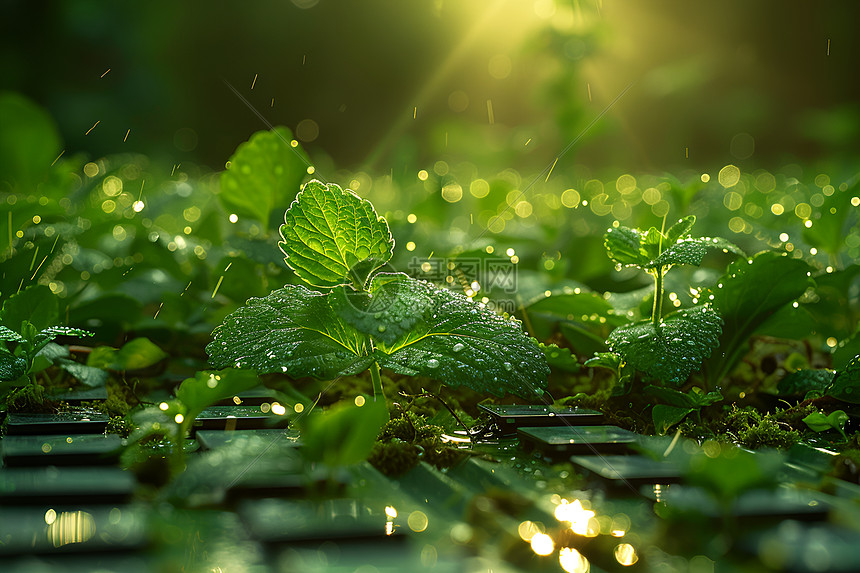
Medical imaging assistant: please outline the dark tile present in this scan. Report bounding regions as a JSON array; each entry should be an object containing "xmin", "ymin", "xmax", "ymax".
[
  {"xmin": 2, "ymin": 434, "xmax": 122, "ymax": 467},
  {"xmin": 478, "ymin": 404, "xmax": 604, "ymax": 437},
  {"xmin": 518, "ymin": 425, "xmax": 639, "ymax": 460},
  {"xmin": 0, "ymin": 467, "xmax": 135, "ymax": 505},
  {"xmin": 4, "ymin": 412, "xmax": 109, "ymax": 436}
]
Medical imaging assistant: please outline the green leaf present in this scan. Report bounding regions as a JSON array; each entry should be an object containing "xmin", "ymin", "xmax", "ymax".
[
  {"xmin": 279, "ymin": 180, "xmax": 394, "ymax": 288},
  {"xmin": 703, "ymin": 252, "xmax": 815, "ymax": 386},
  {"xmin": 828, "ymin": 354, "xmax": 860, "ymax": 403},
  {"xmin": 0, "ymin": 285, "xmax": 59, "ymax": 332},
  {"xmin": 604, "ymin": 226, "xmax": 648, "ymax": 268},
  {"xmin": 0, "ymin": 326, "xmax": 25, "ymax": 343},
  {"xmin": 0, "ymin": 92, "xmax": 62, "ymax": 191},
  {"xmin": 300, "ymin": 397, "xmax": 389, "ymax": 467},
  {"xmin": 777, "ymin": 369, "xmax": 835, "ymax": 396},
  {"xmin": 57, "ymin": 359, "xmax": 108, "ymax": 388},
  {"xmin": 584, "ymin": 351, "xmax": 623, "ymax": 372},
  {"xmin": 206, "ymin": 284, "xmax": 374, "ymax": 379},
  {"xmin": 0, "ymin": 349, "xmax": 28, "ymax": 382},
  {"xmin": 664, "ymin": 215, "xmax": 696, "ymax": 244},
  {"xmin": 608, "ymin": 305, "xmax": 722, "ymax": 385},
  {"xmin": 541, "ymin": 343, "xmax": 579, "ymax": 373},
  {"xmin": 802, "ymin": 410, "xmax": 848, "ymax": 438},
  {"xmin": 652, "ymin": 404, "xmax": 696, "ymax": 434},
  {"xmin": 219, "ymin": 126, "xmax": 310, "ymax": 231},
  {"xmin": 374, "ymin": 283, "xmax": 549, "ymax": 399},
  {"xmin": 329, "ymin": 273, "xmax": 433, "ymax": 345},
  {"xmin": 646, "ymin": 237, "xmax": 744, "ymax": 270},
  {"xmin": 175, "ymin": 369, "xmax": 262, "ymax": 422},
  {"xmin": 86, "ymin": 338, "xmax": 167, "ymax": 371}
]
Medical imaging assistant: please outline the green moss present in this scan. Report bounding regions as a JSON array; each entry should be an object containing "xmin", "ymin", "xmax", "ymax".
[
  {"xmin": 369, "ymin": 412, "xmax": 463, "ymax": 476},
  {"xmin": 719, "ymin": 405, "xmax": 800, "ymax": 449},
  {"xmin": 5, "ymin": 383, "xmax": 58, "ymax": 413}
]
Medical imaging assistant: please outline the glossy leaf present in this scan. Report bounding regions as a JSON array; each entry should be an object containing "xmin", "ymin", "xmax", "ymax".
[
  {"xmin": 776, "ymin": 369, "xmax": 834, "ymax": 396},
  {"xmin": 703, "ymin": 252, "xmax": 815, "ymax": 386},
  {"xmin": 802, "ymin": 410, "xmax": 848, "ymax": 438},
  {"xmin": 604, "ymin": 226, "xmax": 648, "ymax": 267},
  {"xmin": 541, "ymin": 343, "xmax": 579, "ymax": 373},
  {"xmin": 206, "ymin": 284, "xmax": 373, "ymax": 379},
  {"xmin": 279, "ymin": 180, "xmax": 394, "ymax": 288},
  {"xmin": 219, "ymin": 126, "xmax": 310, "ymax": 231},
  {"xmin": 646, "ymin": 237, "xmax": 744, "ymax": 270},
  {"xmin": 608, "ymin": 305, "xmax": 722, "ymax": 385},
  {"xmin": 329, "ymin": 273, "xmax": 433, "ymax": 345},
  {"xmin": 828, "ymin": 354, "xmax": 860, "ymax": 403},
  {"xmin": 374, "ymin": 284, "xmax": 549, "ymax": 399},
  {"xmin": 645, "ymin": 385, "xmax": 723, "ymax": 408},
  {"xmin": 0, "ymin": 349, "xmax": 27, "ymax": 382},
  {"xmin": 664, "ymin": 215, "xmax": 696, "ymax": 244}
]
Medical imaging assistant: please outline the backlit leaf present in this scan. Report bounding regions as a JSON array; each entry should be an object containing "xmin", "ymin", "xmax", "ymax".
[
  {"xmin": 279, "ymin": 180, "xmax": 394, "ymax": 288},
  {"xmin": 219, "ymin": 126, "xmax": 310, "ymax": 231},
  {"xmin": 604, "ymin": 226, "xmax": 648, "ymax": 267},
  {"xmin": 206, "ymin": 284, "xmax": 373, "ymax": 379},
  {"xmin": 646, "ymin": 237, "xmax": 744, "ymax": 270},
  {"xmin": 374, "ymin": 283, "xmax": 549, "ymax": 399}
]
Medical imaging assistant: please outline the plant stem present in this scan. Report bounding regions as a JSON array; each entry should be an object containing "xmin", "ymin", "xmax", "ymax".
[
  {"xmin": 652, "ymin": 269, "xmax": 664, "ymax": 327},
  {"xmin": 370, "ymin": 361, "xmax": 385, "ymax": 402}
]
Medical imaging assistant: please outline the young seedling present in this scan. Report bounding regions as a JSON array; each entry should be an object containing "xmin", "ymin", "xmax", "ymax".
[
  {"xmin": 206, "ymin": 180, "xmax": 549, "ymax": 403},
  {"xmin": 596, "ymin": 216, "xmax": 744, "ymax": 386}
]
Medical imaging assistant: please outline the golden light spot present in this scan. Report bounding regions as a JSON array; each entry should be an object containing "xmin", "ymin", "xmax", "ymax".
[
  {"xmin": 159, "ymin": 402, "xmax": 169, "ymax": 411},
  {"xmin": 616, "ymin": 174, "xmax": 636, "ymax": 193},
  {"xmin": 174, "ymin": 414, "xmax": 184, "ymax": 424},
  {"xmin": 728, "ymin": 217, "xmax": 746, "ymax": 233},
  {"xmin": 101, "ymin": 200, "xmax": 116, "ymax": 214},
  {"xmin": 385, "ymin": 506, "xmax": 398, "ymax": 518},
  {"xmin": 488, "ymin": 54, "xmax": 512, "ymax": 79},
  {"xmin": 294, "ymin": 403, "xmax": 304, "ymax": 413},
  {"xmin": 771, "ymin": 204, "xmax": 784, "ymax": 215},
  {"xmin": 852, "ymin": 196, "xmax": 860, "ymax": 207},
  {"xmin": 260, "ymin": 403, "xmax": 271, "ymax": 413},
  {"xmin": 530, "ymin": 533, "xmax": 554, "ymax": 556},
  {"xmin": 103, "ymin": 176, "xmax": 123, "ymax": 196},
  {"xmin": 408, "ymin": 511, "xmax": 429, "ymax": 532},
  {"xmin": 755, "ymin": 172, "xmax": 776, "ymax": 193},
  {"xmin": 804, "ymin": 220, "xmax": 813, "ymax": 228},
  {"xmin": 642, "ymin": 187, "xmax": 661, "ymax": 205},
  {"xmin": 561, "ymin": 188, "xmax": 581, "ymax": 208},
  {"xmin": 614, "ymin": 543, "xmax": 639, "ymax": 566},
  {"xmin": 271, "ymin": 402, "xmax": 287, "ymax": 415},
  {"xmin": 183, "ymin": 206, "xmax": 201, "ymax": 222},
  {"xmin": 83, "ymin": 162, "xmax": 99, "ymax": 177},
  {"xmin": 517, "ymin": 520, "xmax": 542, "ymax": 541},
  {"xmin": 46, "ymin": 511, "xmax": 96, "ymax": 548},
  {"xmin": 290, "ymin": 140, "xmax": 299, "ymax": 148},
  {"xmin": 41, "ymin": 443, "xmax": 52, "ymax": 453},
  {"xmin": 433, "ymin": 160, "xmax": 449, "ymax": 176},
  {"xmin": 406, "ymin": 241, "xmax": 416, "ymax": 251},
  {"xmin": 723, "ymin": 191, "xmax": 743, "ymax": 211},
  {"xmin": 779, "ymin": 232, "xmax": 789, "ymax": 242},
  {"xmin": 112, "ymin": 225, "xmax": 127, "ymax": 241},
  {"xmin": 132, "ymin": 200, "xmax": 145, "ymax": 212},
  {"xmin": 45, "ymin": 509, "xmax": 57, "ymax": 525},
  {"xmin": 407, "ymin": 213, "xmax": 418, "ymax": 224},
  {"xmin": 417, "ymin": 169, "xmax": 429, "ymax": 181},
  {"xmin": 718, "ymin": 165, "xmax": 741, "ymax": 188},
  {"xmin": 306, "ymin": 166, "xmax": 315, "ymax": 174},
  {"xmin": 823, "ymin": 184, "xmax": 835, "ymax": 196},
  {"xmin": 470, "ymin": 179, "xmax": 490, "ymax": 198},
  {"xmin": 826, "ymin": 337, "xmax": 838, "ymax": 348},
  {"xmin": 229, "ymin": 214, "xmax": 239, "ymax": 223},
  {"xmin": 515, "ymin": 201, "xmax": 533, "ymax": 218},
  {"xmin": 441, "ymin": 183, "xmax": 463, "ymax": 203},
  {"xmin": 485, "ymin": 245, "xmax": 494, "ymax": 254},
  {"xmin": 354, "ymin": 395, "xmax": 366, "ymax": 407},
  {"xmin": 651, "ymin": 200, "xmax": 670, "ymax": 217},
  {"xmin": 506, "ymin": 248, "xmax": 515, "ymax": 257},
  {"xmin": 795, "ymin": 203, "xmax": 812, "ymax": 219},
  {"xmin": 701, "ymin": 173, "xmax": 710, "ymax": 183},
  {"xmin": 32, "ymin": 215, "xmax": 42, "ymax": 224},
  {"xmin": 559, "ymin": 547, "xmax": 590, "ymax": 573},
  {"xmin": 814, "ymin": 174, "xmax": 830, "ymax": 188}
]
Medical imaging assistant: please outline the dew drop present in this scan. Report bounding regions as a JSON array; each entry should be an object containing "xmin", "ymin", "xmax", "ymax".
[
  {"xmin": 503, "ymin": 361, "xmax": 513, "ymax": 371},
  {"xmin": 427, "ymin": 358, "xmax": 440, "ymax": 369},
  {"xmin": 452, "ymin": 342, "xmax": 465, "ymax": 352},
  {"xmin": 378, "ymin": 325, "xmax": 387, "ymax": 333}
]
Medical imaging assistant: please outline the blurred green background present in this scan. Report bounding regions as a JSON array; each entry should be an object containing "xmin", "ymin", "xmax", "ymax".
[{"xmin": 2, "ymin": 0, "xmax": 858, "ymax": 176}]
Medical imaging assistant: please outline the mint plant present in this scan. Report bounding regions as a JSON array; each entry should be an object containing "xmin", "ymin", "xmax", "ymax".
[
  {"xmin": 596, "ymin": 216, "xmax": 744, "ymax": 386},
  {"xmin": 206, "ymin": 180, "xmax": 549, "ymax": 401}
]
